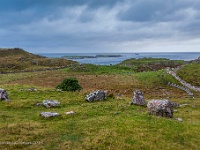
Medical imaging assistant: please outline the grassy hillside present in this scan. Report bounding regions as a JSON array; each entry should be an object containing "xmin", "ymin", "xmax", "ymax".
[
  {"xmin": 0, "ymin": 48, "xmax": 42, "ymax": 58},
  {"xmin": 0, "ymin": 48, "xmax": 79, "ymax": 73},
  {"xmin": 177, "ymin": 63, "xmax": 200, "ymax": 86},
  {"xmin": 0, "ymin": 67, "xmax": 199, "ymax": 150}
]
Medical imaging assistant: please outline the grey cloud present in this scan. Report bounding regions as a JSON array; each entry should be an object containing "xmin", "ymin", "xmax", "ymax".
[{"xmin": 118, "ymin": 0, "xmax": 200, "ymax": 22}]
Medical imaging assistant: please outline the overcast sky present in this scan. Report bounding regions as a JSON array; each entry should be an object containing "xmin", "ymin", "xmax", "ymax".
[{"xmin": 1, "ymin": 0, "xmax": 200, "ymax": 53}]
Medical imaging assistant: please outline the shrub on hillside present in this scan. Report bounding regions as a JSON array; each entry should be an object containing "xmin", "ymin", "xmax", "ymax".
[{"xmin": 56, "ymin": 77, "xmax": 82, "ymax": 91}]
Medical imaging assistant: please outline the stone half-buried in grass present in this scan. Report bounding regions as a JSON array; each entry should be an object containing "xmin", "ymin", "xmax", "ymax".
[
  {"xmin": 40, "ymin": 112, "xmax": 60, "ymax": 118},
  {"xmin": 131, "ymin": 90, "xmax": 146, "ymax": 106},
  {"xmin": 43, "ymin": 100, "xmax": 60, "ymax": 108},
  {"xmin": 0, "ymin": 88, "xmax": 10, "ymax": 101},
  {"xmin": 85, "ymin": 90, "xmax": 106, "ymax": 102}
]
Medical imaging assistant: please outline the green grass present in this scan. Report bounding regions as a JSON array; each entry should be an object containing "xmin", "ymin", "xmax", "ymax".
[
  {"xmin": 67, "ymin": 64, "xmax": 135, "ymax": 75},
  {"xmin": 0, "ymin": 68, "xmax": 199, "ymax": 150},
  {"xmin": 0, "ymin": 87, "xmax": 199, "ymax": 150},
  {"xmin": 177, "ymin": 63, "xmax": 200, "ymax": 86},
  {"xmin": 0, "ymin": 54, "xmax": 199, "ymax": 149}
]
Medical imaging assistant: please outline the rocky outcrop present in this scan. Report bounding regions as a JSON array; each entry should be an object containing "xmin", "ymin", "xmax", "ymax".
[
  {"xmin": 0, "ymin": 88, "xmax": 9, "ymax": 101},
  {"xmin": 147, "ymin": 99, "xmax": 174, "ymax": 118},
  {"xmin": 85, "ymin": 90, "xmax": 106, "ymax": 102},
  {"xmin": 131, "ymin": 90, "xmax": 146, "ymax": 106}
]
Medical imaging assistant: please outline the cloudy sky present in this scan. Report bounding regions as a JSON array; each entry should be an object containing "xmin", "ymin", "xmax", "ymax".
[{"xmin": 1, "ymin": 0, "xmax": 200, "ymax": 53}]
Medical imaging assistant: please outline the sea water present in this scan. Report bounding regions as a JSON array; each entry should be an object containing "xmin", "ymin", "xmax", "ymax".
[{"xmin": 37, "ymin": 52, "xmax": 200, "ymax": 65}]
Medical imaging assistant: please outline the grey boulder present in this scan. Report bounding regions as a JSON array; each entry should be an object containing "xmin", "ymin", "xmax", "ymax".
[
  {"xmin": 0, "ymin": 88, "xmax": 9, "ymax": 101},
  {"xmin": 43, "ymin": 100, "xmax": 60, "ymax": 108},
  {"xmin": 86, "ymin": 90, "xmax": 106, "ymax": 102},
  {"xmin": 131, "ymin": 90, "xmax": 146, "ymax": 106},
  {"xmin": 147, "ymin": 99, "xmax": 173, "ymax": 118}
]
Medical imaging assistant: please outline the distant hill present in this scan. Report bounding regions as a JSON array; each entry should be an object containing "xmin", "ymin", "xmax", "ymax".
[
  {"xmin": 0, "ymin": 48, "xmax": 79, "ymax": 73},
  {"xmin": 0, "ymin": 48, "xmax": 43, "ymax": 58}
]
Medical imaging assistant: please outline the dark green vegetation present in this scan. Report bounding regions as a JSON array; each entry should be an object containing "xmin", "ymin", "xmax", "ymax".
[
  {"xmin": 0, "ymin": 49, "xmax": 199, "ymax": 150},
  {"xmin": 0, "ymin": 48, "xmax": 78, "ymax": 73},
  {"xmin": 56, "ymin": 77, "xmax": 82, "ymax": 91}
]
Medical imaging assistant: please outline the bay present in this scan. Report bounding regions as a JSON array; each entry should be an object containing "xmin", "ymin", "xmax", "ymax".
[{"xmin": 36, "ymin": 52, "xmax": 200, "ymax": 65}]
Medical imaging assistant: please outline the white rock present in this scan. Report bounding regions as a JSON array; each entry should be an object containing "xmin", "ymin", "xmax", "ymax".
[
  {"xmin": 40, "ymin": 112, "xmax": 60, "ymax": 118},
  {"xmin": 65, "ymin": 111, "xmax": 76, "ymax": 115}
]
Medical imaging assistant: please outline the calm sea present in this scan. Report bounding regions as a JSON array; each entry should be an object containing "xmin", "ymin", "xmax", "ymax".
[{"xmin": 37, "ymin": 52, "xmax": 200, "ymax": 65}]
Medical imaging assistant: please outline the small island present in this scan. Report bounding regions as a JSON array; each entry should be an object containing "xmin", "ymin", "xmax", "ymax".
[{"xmin": 62, "ymin": 54, "xmax": 122, "ymax": 59}]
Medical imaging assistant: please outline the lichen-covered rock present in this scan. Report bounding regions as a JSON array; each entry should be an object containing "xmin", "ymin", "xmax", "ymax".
[
  {"xmin": 131, "ymin": 90, "xmax": 146, "ymax": 106},
  {"xmin": 147, "ymin": 99, "xmax": 173, "ymax": 118},
  {"xmin": 40, "ymin": 112, "xmax": 60, "ymax": 118},
  {"xmin": 43, "ymin": 100, "xmax": 60, "ymax": 108},
  {"xmin": 85, "ymin": 90, "xmax": 106, "ymax": 102},
  {"xmin": 0, "ymin": 88, "xmax": 9, "ymax": 101}
]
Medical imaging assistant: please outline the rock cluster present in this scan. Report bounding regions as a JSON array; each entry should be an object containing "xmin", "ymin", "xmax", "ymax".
[
  {"xmin": 0, "ymin": 88, "xmax": 9, "ymax": 101},
  {"xmin": 85, "ymin": 90, "xmax": 106, "ymax": 102},
  {"xmin": 147, "ymin": 99, "xmax": 174, "ymax": 118},
  {"xmin": 131, "ymin": 90, "xmax": 146, "ymax": 106}
]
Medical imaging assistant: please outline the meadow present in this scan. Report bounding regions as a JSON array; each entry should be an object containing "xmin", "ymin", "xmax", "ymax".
[
  {"xmin": 0, "ymin": 49, "xmax": 199, "ymax": 149},
  {"xmin": 0, "ymin": 63, "xmax": 200, "ymax": 150}
]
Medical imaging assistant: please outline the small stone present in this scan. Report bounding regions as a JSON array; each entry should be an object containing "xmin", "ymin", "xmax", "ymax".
[
  {"xmin": 114, "ymin": 112, "xmax": 119, "ymax": 115},
  {"xmin": 176, "ymin": 118, "xmax": 183, "ymax": 122},
  {"xmin": 0, "ymin": 88, "xmax": 9, "ymax": 101},
  {"xmin": 174, "ymin": 110, "xmax": 178, "ymax": 112},
  {"xmin": 180, "ymin": 104, "xmax": 189, "ymax": 107},
  {"xmin": 35, "ymin": 102, "xmax": 42, "ymax": 106},
  {"xmin": 27, "ymin": 88, "xmax": 37, "ymax": 91},
  {"xmin": 65, "ymin": 111, "xmax": 76, "ymax": 115},
  {"xmin": 40, "ymin": 112, "xmax": 60, "ymax": 118}
]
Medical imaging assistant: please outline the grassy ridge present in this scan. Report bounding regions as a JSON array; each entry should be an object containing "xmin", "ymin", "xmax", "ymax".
[{"xmin": 0, "ymin": 48, "xmax": 78, "ymax": 73}]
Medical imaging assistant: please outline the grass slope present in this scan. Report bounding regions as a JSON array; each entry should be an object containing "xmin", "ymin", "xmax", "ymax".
[
  {"xmin": 177, "ymin": 63, "xmax": 200, "ymax": 86},
  {"xmin": 0, "ymin": 48, "xmax": 78, "ymax": 73},
  {"xmin": 0, "ymin": 63, "xmax": 199, "ymax": 149}
]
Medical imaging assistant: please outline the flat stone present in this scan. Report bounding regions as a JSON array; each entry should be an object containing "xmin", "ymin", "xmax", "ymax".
[
  {"xmin": 65, "ymin": 111, "xmax": 76, "ymax": 115},
  {"xmin": 40, "ymin": 112, "xmax": 60, "ymax": 118},
  {"xmin": 176, "ymin": 118, "xmax": 183, "ymax": 122}
]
